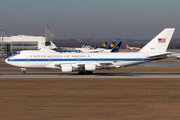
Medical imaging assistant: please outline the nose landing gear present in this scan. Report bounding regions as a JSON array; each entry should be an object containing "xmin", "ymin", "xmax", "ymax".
[
  {"xmin": 21, "ymin": 68, "xmax": 26, "ymax": 74},
  {"xmin": 22, "ymin": 71, "xmax": 26, "ymax": 74}
]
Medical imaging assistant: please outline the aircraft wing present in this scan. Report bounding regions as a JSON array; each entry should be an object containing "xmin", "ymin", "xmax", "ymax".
[
  {"xmin": 54, "ymin": 63, "xmax": 77, "ymax": 67},
  {"xmin": 98, "ymin": 62, "xmax": 114, "ymax": 66},
  {"xmin": 54, "ymin": 61, "xmax": 113, "ymax": 67}
]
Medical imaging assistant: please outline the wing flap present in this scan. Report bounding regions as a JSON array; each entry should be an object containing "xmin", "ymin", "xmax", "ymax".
[
  {"xmin": 54, "ymin": 62, "xmax": 113, "ymax": 68},
  {"xmin": 54, "ymin": 63, "xmax": 85, "ymax": 67},
  {"xmin": 99, "ymin": 61, "xmax": 114, "ymax": 66}
]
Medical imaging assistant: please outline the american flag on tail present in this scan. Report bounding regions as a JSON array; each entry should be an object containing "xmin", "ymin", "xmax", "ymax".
[{"xmin": 158, "ymin": 38, "xmax": 166, "ymax": 43}]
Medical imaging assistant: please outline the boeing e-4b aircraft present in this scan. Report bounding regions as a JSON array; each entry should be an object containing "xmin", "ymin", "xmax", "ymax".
[{"xmin": 5, "ymin": 28, "xmax": 175, "ymax": 74}]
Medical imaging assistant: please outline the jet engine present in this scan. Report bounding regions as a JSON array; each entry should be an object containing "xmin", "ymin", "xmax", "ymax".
[
  {"xmin": 61, "ymin": 65, "xmax": 73, "ymax": 72},
  {"xmin": 85, "ymin": 64, "xmax": 100, "ymax": 71}
]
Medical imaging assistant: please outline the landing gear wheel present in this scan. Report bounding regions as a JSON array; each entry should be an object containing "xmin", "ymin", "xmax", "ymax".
[
  {"xmin": 21, "ymin": 68, "xmax": 26, "ymax": 74},
  {"xmin": 78, "ymin": 71, "xmax": 82, "ymax": 75},
  {"xmin": 22, "ymin": 71, "xmax": 26, "ymax": 74},
  {"xmin": 86, "ymin": 71, "xmax": 93, "ymax": 74},
  {"xmin": 78, "ymin": 71, "xmax": 85, "ymax": 75}
]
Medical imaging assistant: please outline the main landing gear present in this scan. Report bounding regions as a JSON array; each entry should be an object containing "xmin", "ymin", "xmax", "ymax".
[
  {"xmin": 86, "ymin": 71, "xmax": 93, "ymax": 74},
  {"xmin": 21, "ymin": 68, "xmax": 26, "ymax": 74},
  {"xmin": 78, "ymin": 70, "xmax": 93, "ymax": 75}
]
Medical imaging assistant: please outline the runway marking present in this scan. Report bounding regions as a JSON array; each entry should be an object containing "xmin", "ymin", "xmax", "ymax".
[{"xmin": 1, "ymin": 73, "xmax": 180, "ymax": 78}]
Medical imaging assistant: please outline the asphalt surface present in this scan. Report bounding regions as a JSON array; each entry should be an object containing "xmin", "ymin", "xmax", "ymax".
[
  {"xmin": 1, "ymin": 72, "xmax": 180, "ymax": 78},
  {"xmin": 1, "ymin": 58, "xmax": 180, "ymax": 119}
]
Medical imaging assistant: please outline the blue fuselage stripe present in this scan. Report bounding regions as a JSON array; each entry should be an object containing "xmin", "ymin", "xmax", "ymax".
[{"xmin": 7, "ymin": 58, "xmax": 154, "ymax": 62}]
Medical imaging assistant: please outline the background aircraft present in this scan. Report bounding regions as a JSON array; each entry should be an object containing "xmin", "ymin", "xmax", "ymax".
[
  {"xmin": 170, "ymin": 53, "xmax": 180, "ymax": 59},
  {"xmin": 81, "ymin": 45, "xmax": 97, "ymax": 49},
  {"xmin": 81, "ymin": 41, "xmax": 108, "ymax": 49},
  {"xmin": 100, "ymin": 42, "xmax": 108, "ymax": 48},
  {"xmin": 75, "ymin": 41, "xmax": 119, "ymax": 53},
  {"xmin": 126, "ymin": 45, "xmax": 140, "ymax": 50},
  {"xmin": 5, "ymin": 28, "xmax": 175, "ymax": 74}
]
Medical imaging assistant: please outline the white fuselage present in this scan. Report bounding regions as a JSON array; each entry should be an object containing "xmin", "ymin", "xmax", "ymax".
[{"xmin": 5, "ymin": 50, "xmax": 160, "ymax": 70}]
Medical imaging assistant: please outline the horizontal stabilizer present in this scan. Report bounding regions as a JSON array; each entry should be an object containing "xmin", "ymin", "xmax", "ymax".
[{"xmin": 148, "ymin": 52, "xmax": 172, "ymax": 58}]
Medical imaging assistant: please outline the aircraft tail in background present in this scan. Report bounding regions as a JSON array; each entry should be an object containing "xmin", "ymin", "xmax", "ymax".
[
  {"xmin": 111, "ymin": 41, "xmax": 122, "ymax": 52},
  {"xmin": 100, "ymin": 42, "xmax": 108, "ymax": 48},
  {"xmin": 106, "ymin": 41, "xmax": 116, "ymax": 49}
]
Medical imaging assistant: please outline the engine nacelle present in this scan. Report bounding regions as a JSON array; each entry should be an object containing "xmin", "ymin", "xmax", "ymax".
[
  {"xmin": 85, "ymin": 64, "xmax": 98, "ymax": 71},
  {"xmin": 61, "ymin": 65, "xmax": 73, "ymax": 72}
]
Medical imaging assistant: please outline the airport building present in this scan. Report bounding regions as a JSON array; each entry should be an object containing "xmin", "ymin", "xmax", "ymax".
[{"xmin": 0, "ymin": 25, "xmax": 56, "ymax": 58}]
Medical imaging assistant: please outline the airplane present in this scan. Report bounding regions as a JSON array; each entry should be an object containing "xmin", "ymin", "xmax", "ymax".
[
  {"xmin": 95, "ymin": 41, "xmax": 121, "ymax": 52},
  {"xmin": 100, "ymin": 42, "xmax": 108, "ymax": 48},
  {"xmin": 105, "ymin": 41, "xmax": 115, "ymax": 49},
  {"xmin": 54, "ymin": 41, "xmax": 121, "ymax": 53},
  {"xmin": 75, "ymin": 41, "xmax": 117, "ymax": 53},
  {"xmin": 126, "ymin": 45, "xmax": 140, "ymax": 50},
  {"xmin": 81, "ymin": 45, "xmax": 97, "ymax": 49},
  {"xmin": 82, "ymin": 42, "xmax": 107, "ymax": 49},
  {"xmin": 169, "ymin": 53, "xmax": 180, "ymax": 59},
  {"xmin": 110, "ymin": 41, "xmax": 122, "ymax": 52},
  {"xmin": 82, "ymin": 45, "xmax": 91, "ymax": 48},
  {"xmin": 75, "ymin": 42, "xmax": 107, "ymax": 52},
  {"xmin": 5, "ymin": 28, "xmax": 175, "ymax": 75}
]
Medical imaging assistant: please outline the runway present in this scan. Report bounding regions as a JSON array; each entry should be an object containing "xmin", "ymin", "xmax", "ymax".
[
  {"xmin": 0, "ymin": 58, "xmax": 180, "ymax": 78},
  {"xmin": 1, "ymin": 72, "xmax": 180, "ymax": 78},
  {"xmin": 1, "ymin": 58, "xmax": 180, "ymax": 78}
]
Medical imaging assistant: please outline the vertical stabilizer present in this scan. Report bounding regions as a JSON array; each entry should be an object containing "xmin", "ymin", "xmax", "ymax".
[
  {"xmin": 139, "ymin": 28, "xmax": 175, "ymax": 53},
  {"xmin": 111, "ymin": 41, "xmax": 122, "ymax": 52},
  {"xmin": 100, "ymin": 42, "xmax": 108, "ymax": 48},
  {"xmin": 45, "ymin": 24, "xmax": 55, "ymax": 42},
  {"xmin": 106, "ymin": 41, "xmax": 116, "ymax": 49}
]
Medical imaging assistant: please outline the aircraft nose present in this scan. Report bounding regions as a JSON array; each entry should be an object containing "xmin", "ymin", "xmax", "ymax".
[{"xmin": 5, "ymin": 58, "xmax": 8, "ymax": 63}]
